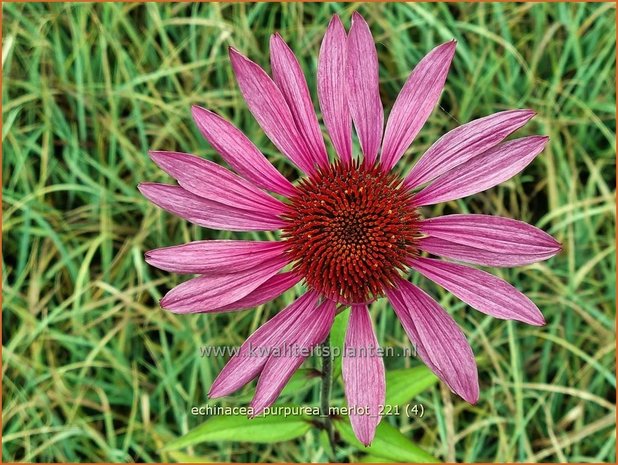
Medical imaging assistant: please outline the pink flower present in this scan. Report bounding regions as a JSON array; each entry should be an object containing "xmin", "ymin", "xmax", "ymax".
[{"xmin": 140, "ymin": 13, "xmax": 560, "ymax": 446}]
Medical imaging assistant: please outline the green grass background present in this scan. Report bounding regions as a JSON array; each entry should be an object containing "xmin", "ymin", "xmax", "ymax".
[{"xmin": 2, "ymin": 1, "xmax": 616, "ymax": 462}]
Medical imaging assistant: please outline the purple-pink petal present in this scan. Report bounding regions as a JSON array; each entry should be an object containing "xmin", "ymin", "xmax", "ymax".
[
  {"xmin": 318, "ymin": 15, "xmax": 352, "ymax": 164},
  {"xmin": 145, "ymin": 240, "xmax": 287, "ymax": 274},
  {"xmin": 250, "ymin": 299, "xmax": 336, "ymax": 415},
  {"xmin": 343, "ymin": 304, "xmax": 385, "ymax": 446},
  {"xmin": 414, "ymin": 135, "xmax": 549, "ymax": 206},
  {"xmin": 347, "ymin": 12, "xmax": 383, "ymax": 166},
  {"xmin": 211, "ymin": 272, "xmax": 301, "ymax": 313},
  {"xmin": 167, "ymin": 272, "xmax": 300, "ymax": 316},
  {"xmin": 191, "ymin": 105, "xmax": 295, "ymax": 198},
  {"xmin": 404, "ymin": 109, "xmax": 536, "ymax": 189},
  {"xmin": 159, "ymin": 256, "xmax": 288, "ymax": 314},
  {"xmin": 138, "ymin": 183, "xmax": 285, "ymax": 231},
  {"xmin": 149, "ymin": 151, "xmax": 286, "ymax": 216},
  {"xmin": 409, "ymin": 257, "xmax": 545, "ymax": 325},
  {"xmin": 270, "ymin": 33, "xmax": 329, "ymax": 169},
  {"xmin": 229, "ymin": 47, "xmax": 318, "ymax": 175},
  {"xmin": 419, "ymin": 237, "xmax": 560, "ymax": 268},
  {"xmin": 209, "ymin": 292, "xmax": 319, "ymax": 398},
  {"xmin": 386, "ymin": 278, "xmax": 479, "ymax": 403},
  {"xmin": 380, "ymin": 41, "xmax": 456, "ymax": 172},
  {"xmin": 419, "ymin": 214, "xmax": 561, "ymax": 267}
]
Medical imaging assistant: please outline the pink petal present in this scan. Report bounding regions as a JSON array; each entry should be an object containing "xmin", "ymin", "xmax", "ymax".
[
  {"xmin": 270, "ymin": 33, "xmax": 329, "ymax": 169},
  {"xmin": 419, "ymin": 214, "xmax": 561, "ymax": 266},
  {"xmin": 211, "ymin": 272, "xmax": 301, "ymax": 313},
  {"xmin": 405, "ymin": 109, "xmax": 536, "ymax": 189},
  {"xmin": 386, "ymin": 278, "xmax": 479, "ymax": 403},
  {"xmin": 138, "ymin": 183, "xmax": 285, "ymax": 231},
  {"xmin": 250, "ymin": 299, "xmax": 336, "ymax": 415},
  {"xmin": 209, "ymin": 292, "xmax": 319, "ymax": 398},
  {"xmin": 414, "ymin": 136, "xmax": 549, "ymax": 206},
  {"xmin": 149, "ymin": 151, "xmax": 286, "ymax": 216},
  {"xmin": 380, "ymin": 41, "xmax": 456, "ymax": 172},
  {"xmin": 409, "ymin": 257, "xmax": 545, "ymax": 325},
  {"xmin": 347, "ymin": 12, "xmax": 383, "ymax": 166},
  {"xmin": 145, "ymin": 240, "xmax": 287, "ymax": 274},
  {"xmin": 164, "ymin": 272, "xmax": 300, "ymax": 316},
  {"xmin": 419, "ymin": 237, "xmax": 560, "ymax": 268},
  {"xmin": 229, "ymin": 48, "xmax": 317, "ymax": 175},
  {"xmin": 159, "ymin": 256, "xmax": 288, "ymax": 314},
  {"xmin": 343, "ymin": 304, "xmax": 385, "ymax": 446},
  {"xmin": 191, "ymin": 105, "xmax": 295, "ymax": 197},
  {"xmin": 318, "ymin": 15, "xmax": 352, "ymax": 164}
]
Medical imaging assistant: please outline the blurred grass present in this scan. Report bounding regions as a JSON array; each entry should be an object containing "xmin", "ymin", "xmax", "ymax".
[{"xmin": 2, "ymin": 1, "xmax": 616, "ymax": 463}]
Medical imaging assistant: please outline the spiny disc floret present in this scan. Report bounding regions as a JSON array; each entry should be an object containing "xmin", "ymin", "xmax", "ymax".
[{"xmin": 282, "ymin": 161, "xmax": 420, "ymax": 303}]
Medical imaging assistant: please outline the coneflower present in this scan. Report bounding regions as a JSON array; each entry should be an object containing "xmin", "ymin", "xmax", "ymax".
[{"xmin": 140, "ymin": 12, "xmax": 560, "ymax": 446}]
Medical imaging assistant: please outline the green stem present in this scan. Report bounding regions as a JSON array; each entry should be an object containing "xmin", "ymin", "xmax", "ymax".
[{"xmin": 320, "ymin": 335, "xmax": 336, "ymax": 461}]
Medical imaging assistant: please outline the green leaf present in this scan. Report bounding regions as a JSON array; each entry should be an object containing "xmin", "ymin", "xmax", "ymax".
[
  {"xmin": 166, "ymin": 451, "xmax": 216, "ymax": 463},
  {"xmin": 280, "ymin": 368, "xmax": 321, "ymax": 397},
  {"xmin": 335, "ymin": 418, "xmax": 440, "ymax": 463},
  {"xmin": 319, "ymin": 429, "xmax": 336, "ymax": 459},
  {"xmin": 358, "ymin": 454, "xmax": 399, "ymax": 463},
  {"xmin": 330, "ymin": 307, "xmax": 350, "ymax": 379},
  {"xmin": 163, "ymin": 410, "xmax": 312, "ymax": 450},
  {"xmin": 385, "ymin": 366, "xmax": 439, "ymax": 406}
]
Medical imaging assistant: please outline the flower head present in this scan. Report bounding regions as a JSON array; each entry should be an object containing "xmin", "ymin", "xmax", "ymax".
[
  {"xmin": 141, "ymin": 13, "xmax": 560, "ymax": 446},
  {"xmin": 283, "ymin": 160, "xmax": 421, "ymax": 304}
]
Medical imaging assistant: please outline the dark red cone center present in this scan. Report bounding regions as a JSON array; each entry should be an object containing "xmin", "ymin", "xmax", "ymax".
[{"xmin": 282, "ymin": 161, "xmax": 420, "ymax": 304}]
